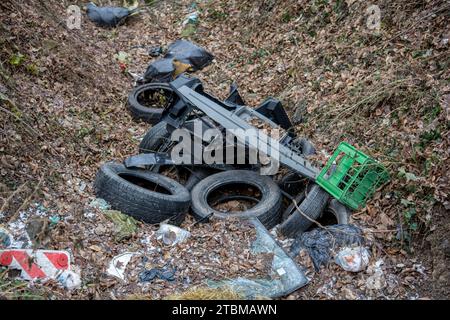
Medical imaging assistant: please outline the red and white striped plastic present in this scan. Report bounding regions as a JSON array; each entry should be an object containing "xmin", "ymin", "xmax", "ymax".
[{"xmin": 0, "ymin": 249, "xmax": 71, "ymax": 280}]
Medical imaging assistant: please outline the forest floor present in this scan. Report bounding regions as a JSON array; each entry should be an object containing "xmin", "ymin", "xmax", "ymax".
[{"xmin": 0, "ymin": 0, "xmax": 449, "ymax": 299}]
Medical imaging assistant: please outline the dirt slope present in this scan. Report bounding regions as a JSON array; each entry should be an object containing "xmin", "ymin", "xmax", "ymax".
[{"xmin": 0, "ymin": 0, "xmax": 449, "ymax": 299}]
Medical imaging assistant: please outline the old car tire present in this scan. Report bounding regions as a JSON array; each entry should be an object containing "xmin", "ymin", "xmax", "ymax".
[
  {"xmin": 139, "ymin": 121, "xmax": 171, "ymax": 154},
  {"xmin": 325, "ymin": 199, "xmax": 351, "ymax": 225},
  {"xmin": 282, "ymin": 192, "xmax": 307, "ymax": 222},
  {"xmin": 282, "ymin": 195, "xmax": 350, "ymax": 228},
  {"xmin": 128, "ymin": 83, "xmax": 175, "ymax": 124},
  {"xmin": 278, "ymin": 171, "xmax": 309, "ymax": 197},
  {"xmin": 184, "ymin": 168, "xmax": 211, "ymax": 191},
  {"xmin": 94, "ymin": 162, "xmax": 191, "ymax": 224},
  {"xmin": 190, "ymin": 170, "xmax": 282, "ymax": 229},
  {"xmin": 279, "ymin": 184, "xmax": 330, "ymax": 238}
]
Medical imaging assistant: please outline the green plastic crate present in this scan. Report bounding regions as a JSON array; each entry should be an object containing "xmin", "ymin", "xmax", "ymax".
[{"xmin": 316, "ymin": 142, "xmax": 390, "ymax": 210}]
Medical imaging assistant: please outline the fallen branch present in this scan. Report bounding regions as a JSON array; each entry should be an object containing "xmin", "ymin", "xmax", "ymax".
[
  {"xmin": 292, "ymin": 198, "xmax": 328, "ymax": 231},
  {"xmin": 0, "ymin": 182, "xmax": 28, "ymax": 215},
  {"xmin": 7, "ymin": 175, "xmax": 45, "ymax": 224}
]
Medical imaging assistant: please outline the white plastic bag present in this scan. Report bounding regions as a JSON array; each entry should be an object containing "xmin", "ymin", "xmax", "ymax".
[{"xmin": 335, "ymin": 246, "xmax": 370, "ymax": 272}]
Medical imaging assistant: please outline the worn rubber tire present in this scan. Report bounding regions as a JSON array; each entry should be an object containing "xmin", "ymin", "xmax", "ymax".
[
  {"xmin": 184, "ymin": 168, "xmax": 211, "ymax": 191},
  {"xmin": 94, "ymin": 162, "xmax": 191, "ymax": 224},
  {"xmin": 278, "ymin": 171, "xmax": 309, "ymax": 196},
  {"xmin": 190, "ymin": 170, "xmax": 282, "ymax": 229},
  {"xmin": 325, "ymin": 199, "xmax": 351, "ymax": 225},
  {"xmin": 282, "ymin": 192, "xmax": 307, "ymax": 222},
  {"xmin": 279, "ymin": 184, "xmax": 330, "ymax": 238},
  {"xmin": 139, "ymin": 121, "xmax": 171, "ymax": 154},
  {"xmin": 128, "ymin": 83, "xmax": 174, "ymax": 124}
]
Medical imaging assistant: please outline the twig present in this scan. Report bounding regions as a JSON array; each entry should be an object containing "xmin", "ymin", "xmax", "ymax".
[
  {"xmin": 7, "ymin": 175, "xmax": 45, "ymax": 224},
  {"xmin": 0, "ymin": 182, "xmax": 28, "ymax": 214},
  {"xmin": 291, "ymin": 198, "xmax": 328, "ymax": 230},
  {"xmin": 364, "ymin": 228, "xmax": 397, "ymax": 233},
  {"xmin": 189, "ymin": 213, "xmax": 214, "ymax": 228},
  {"xmin": 329, "ymin": 79, "xmax": 409, "ymax": 122},
  {"xmin": 0, "ymin": 104, "xmax": 42, "ymax": 137},
  {"xmin": 381, "ymin": 3, "xmax": 450, "ymax": 49},
  {"xmin": 290, "ymin": 198, "xmax": 381, "ymax": 242}
]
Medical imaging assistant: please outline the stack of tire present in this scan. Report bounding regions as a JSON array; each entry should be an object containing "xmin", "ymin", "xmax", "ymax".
[{"xmin": 93, "ymin": 82, "xmax": 350, "ymax": 237}]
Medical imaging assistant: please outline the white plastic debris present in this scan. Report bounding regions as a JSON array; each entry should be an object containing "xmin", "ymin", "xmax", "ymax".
[
  {"xmin": 276, "ymin": 267, "xmax": 286, "ymax": 276},
  {"xmin": 0, "ymin": 227, "xmax": 13, "ymax": 248},
  {"xmin": 182, "ymin": 12, "xmax": 198, "ymax": 26},
  {"xmin": 335, "ymin": 246, "xmax": 370, "ymax": 272},
  {"xmin": 366, "ymin": 259, "xmax": 386, "ymax": 290},
  {"xmin": 78, "ymin": 181, "xmax": 87, "ymax": 193},
  {"xmin": 156, "ymin": 224, "xmax": 190, "ymax": 246},
  {"xmin": 57, "ymin": 270, "xmax": 82, "ymax": 290},
  {"xmin": 106, "ymin": 252, "xmax": 139, "ymax": 281},
  {"xmin": 207, "ymin": 218, "xmax": 308, "ymax": 299},
  {"xmin": 89, "ymin": 198, "xmax": 111, "ymax": 211}
]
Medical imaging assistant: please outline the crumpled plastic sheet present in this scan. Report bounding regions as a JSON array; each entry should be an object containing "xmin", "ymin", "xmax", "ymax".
[
  {"xmin": 290, "ymin": 224, "xmax": 364, "ymax": 271},
  {"xmin": 207, "ymin": 218, "xmax": 308, "ymax": 299},
  {"xmin": 156, "ymin": 223, "xmax": 190, "ymax": 246},
  {"xmin": 139, "ymin": 266, "xmax": 177, "ymax": 283},
  {"xmin": 335, "ymin": 246, "xmax": 370, "ymax": 272},
  {"xmin": 103, "ymin": 210, "xmax": 138, "ymax": 241},
  {"xmin": 143, "ymin": 40, "xmax": 213, "ymax": 83},
  {"xmin": 89, "ymin": 198, "xmax": 111, "ymax": 211}
]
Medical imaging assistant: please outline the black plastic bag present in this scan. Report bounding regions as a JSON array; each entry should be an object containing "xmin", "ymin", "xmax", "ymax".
[
  {"xmin": 143, "ymin": 40, "xmax": 214, "ymax": 83},
  {"xmin": 86, "ymin": 2, "xmax": 136, "ymax": 28},
  {"xmin": 144, "ymin": 59, "xmax": 175, "ymax": 83},
  {"xmin": 290, "ymin": 224, "xmax": 364, "ymax": 271}
]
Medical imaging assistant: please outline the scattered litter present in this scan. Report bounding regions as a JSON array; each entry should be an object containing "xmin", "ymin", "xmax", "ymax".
[
  {"xmin": 111, "ymin": 219, "xmax": 274, "ymax": 299},
  {"xmin": 366, "ymin": 259, "xmax": 386, "ymax": 290},
  {"xmin": 335, "ymin": 246, "xmax": 370, "ymax": 272},
  {"xmin": 57, "ymin": 270, "xmax": 82, "ymax": 290},
  {"xmin": 106, "ymin": 252, "xmax": 139, "ymax": 281},
  {"xmin": 148, "ymin": 46, "xmax": 163, "ymax": 57},
  {"xmin": 139, "ymin": 265, "xmax": 177, "ymax": 283},
  {"xmin": 89, "ymin": 198, "xmax": 111, "ymax": 211},
  {"xmin": 83, "ymin": 211, "xmax": 96, "ymax": 219},
  {"xmin": 103, "ymin": 210, "xmax": 138, "ymax": 241},
  {"xmin": 207, "ymin": 218, "xmax": 308, "ymax": 299},
  {"xmin": 127, "ymin": 70, "xmax": 143, "ymax": 83},
  {"xmin": 290, "ymin": 224, "xmax": 364, "ymax": 271},
  {"xmin": 78, "ymin": 181, "xmax": 87, "ymax": 193},
  {"xmin": 114, "ymin": 51, "xmax": 130, "ymax": 73},
  {"xmin": 0, "ymin": 227, "xmax": 13, "ymax": 248},
  {"xmin": 143, "ymin": 40, "xmax": 213, "ymax": 83},
  {"xmin": 6, "ymin": 231, "xmax": 31, "ymax": 249},
  {"xmin": 26, "ymin": 217, "xmax": 52, "ymax": 246},
  {"xmin": 316, "ymin": 277, "xmax": 337, "ymax": 299},
  {"xmin": 49, "ymin": 215, "xmax": 60, "ymax": 225},
  {"xmin": 156, "ymin": 223, "xmax": 190, "ymax": 246},
  {"xmin": 182, "ymin": 12, "xmax": 199, "ymax": 26},
  {"xmin": 86, "ymin": 2, "xmax": 139, "ymax": 28},
  {"xmin": 5, "ymin": 205, "xmax": 52, "ymax": 249}
]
